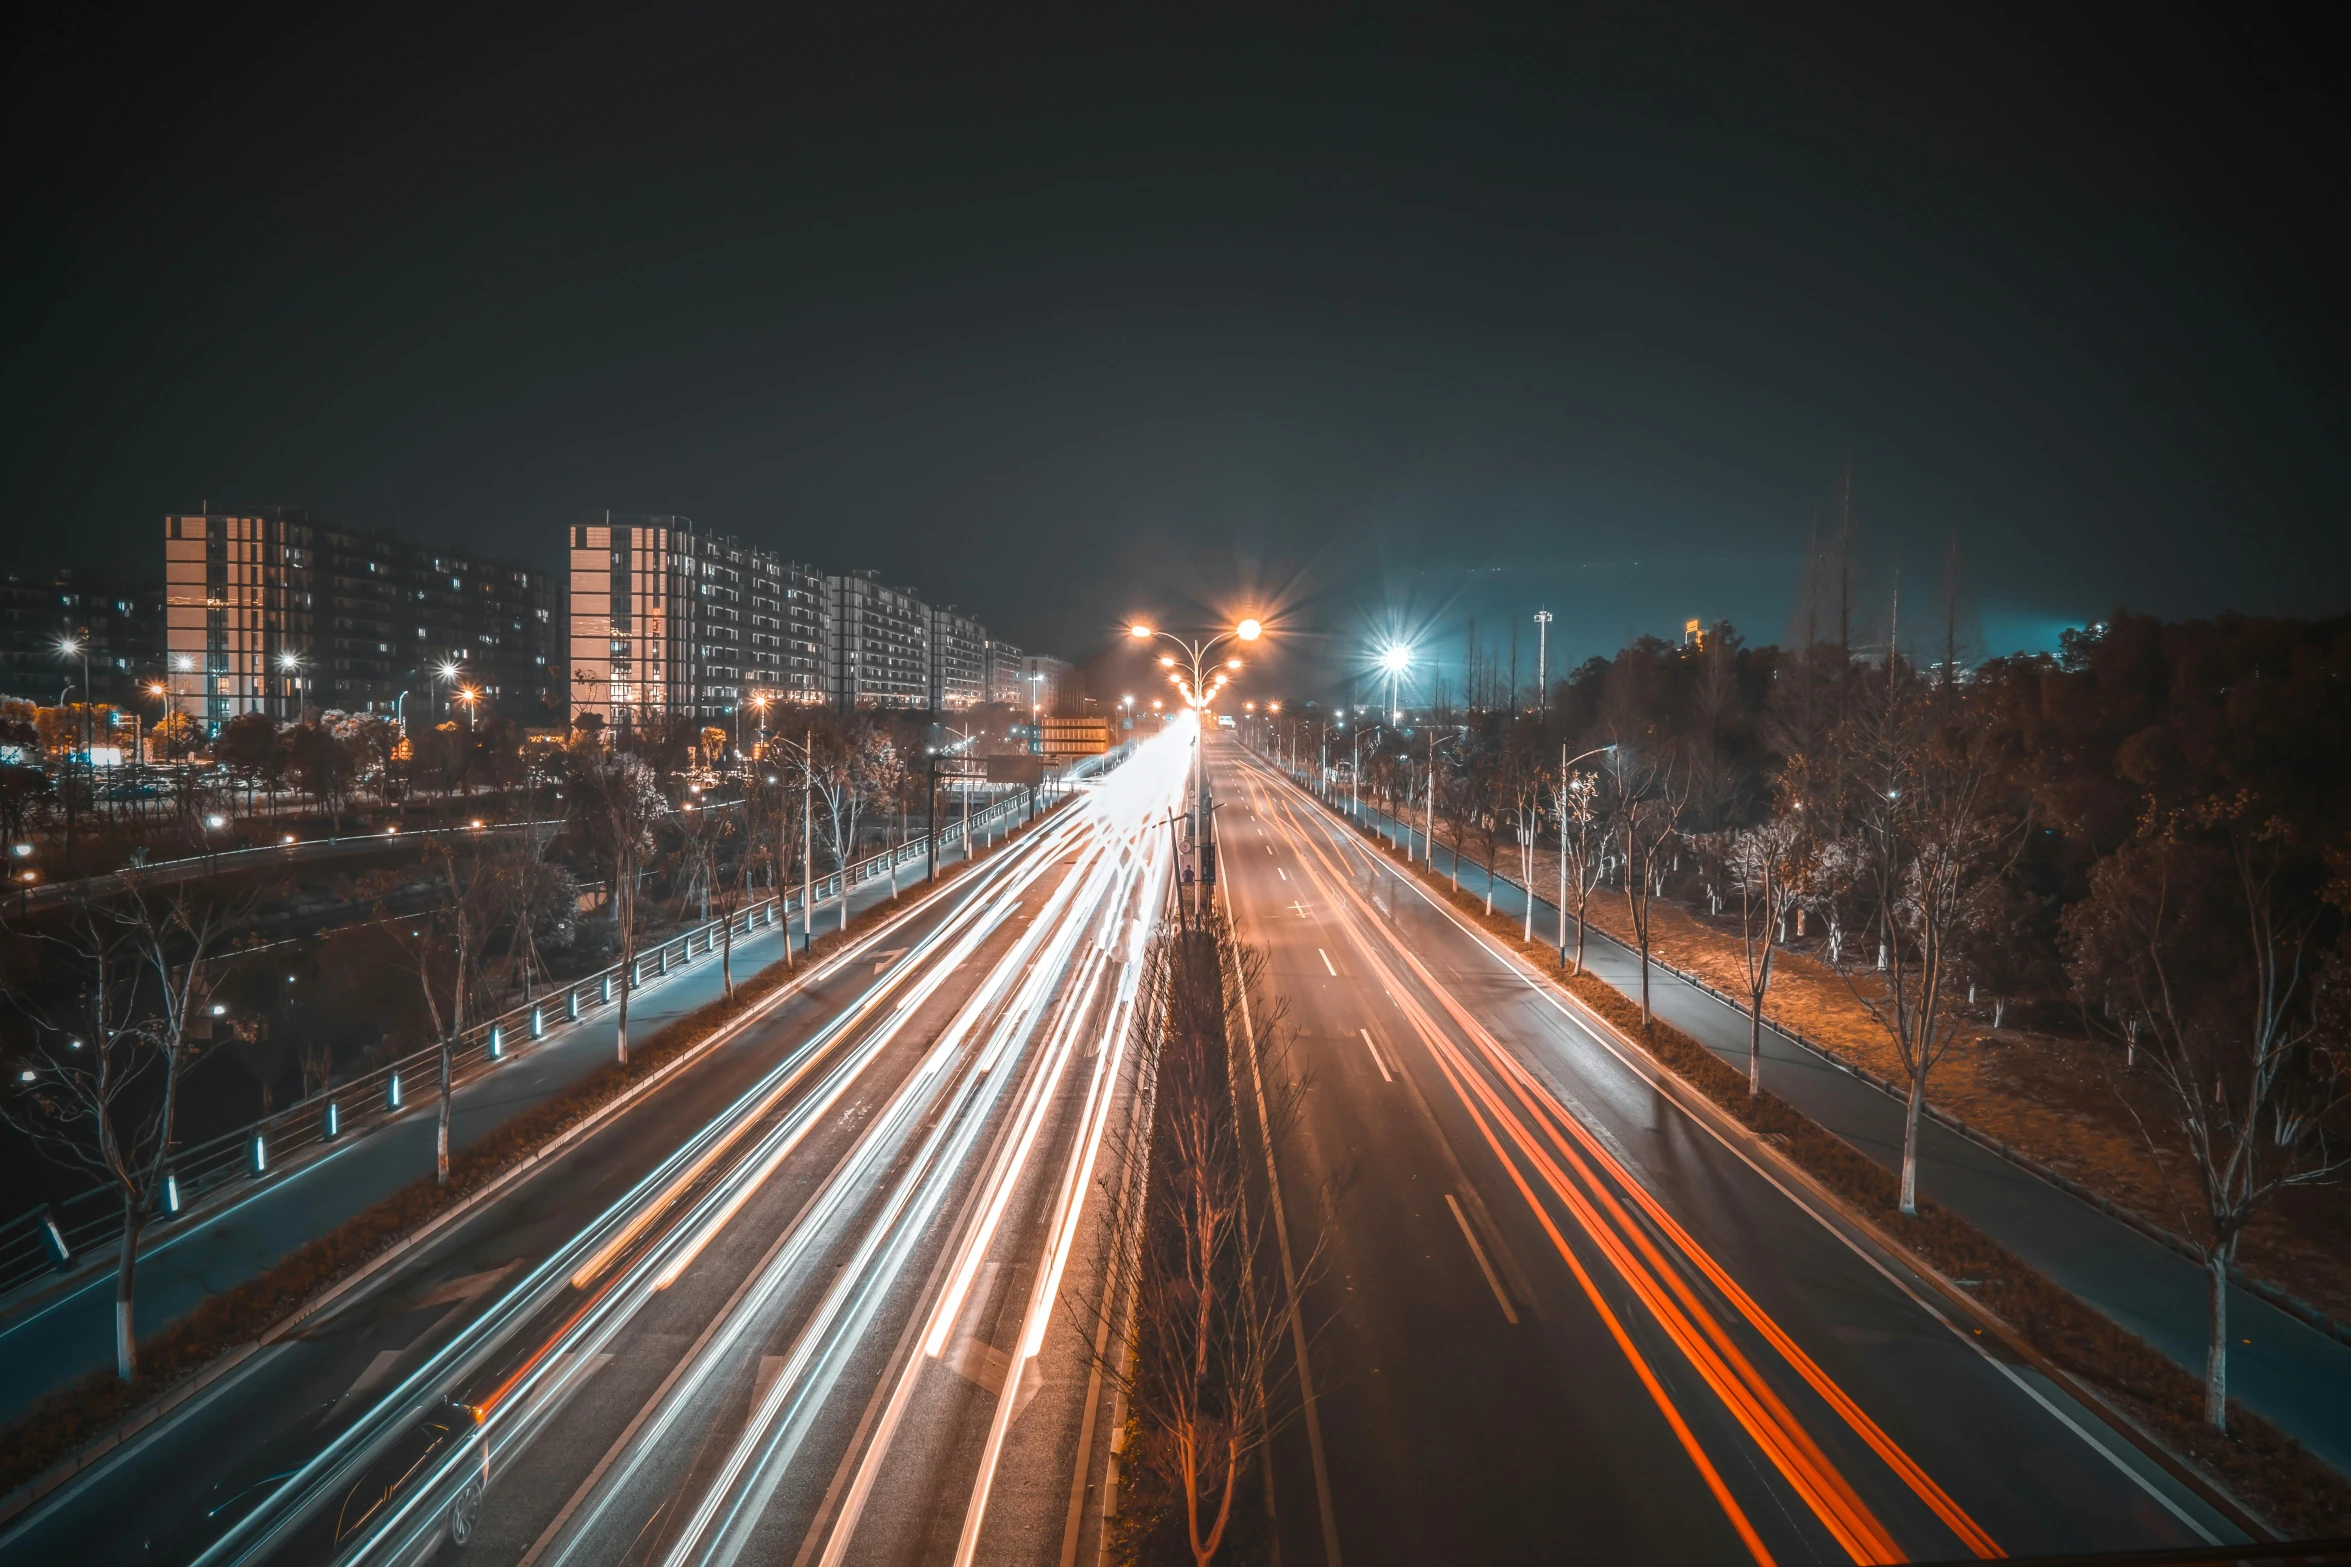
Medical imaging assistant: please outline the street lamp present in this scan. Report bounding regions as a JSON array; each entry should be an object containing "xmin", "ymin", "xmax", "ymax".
[
  {"xmin": 1379, "ymin": 643, "xmax": 1412, "ymax": 723},
  {"xmin": 456, "ymin": 687, "xmax": 480, "ymax": 731},
  {"xmin": 436, "ymin": 659, "xmax": 463, "ymax": 723}
]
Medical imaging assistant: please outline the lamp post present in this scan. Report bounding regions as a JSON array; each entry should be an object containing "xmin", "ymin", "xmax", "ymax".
[
  {"xmin": 1128, "ymin": 616, "xmax": 1263, "ymax": 917},
  {"xmin": 1532, "ymin": 611, "xmax": 1553, "ymax": 716},
  {"xmin": 456, "ymin": 686, "xmax": 480, "ymax": 732},
  {"xmin": 1379, "ymin": 643, "xmax": 1411, "ymax": 724},
  {"xmin": 58, "ymin": 635, "xmax": 90, "ymax": 875},
  {"xmin": 764, "ymin": 729, "xmax": 820, "ymax": 955}
]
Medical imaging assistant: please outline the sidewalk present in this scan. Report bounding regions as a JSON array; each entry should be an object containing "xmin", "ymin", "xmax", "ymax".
[
  {"xmin": 1297, "ymin": 772, "xmax": 2351, "ymax": 1478},
  {"xmin": 0, "ymin": 844, "xmax": 961, "ymax": 1423}
]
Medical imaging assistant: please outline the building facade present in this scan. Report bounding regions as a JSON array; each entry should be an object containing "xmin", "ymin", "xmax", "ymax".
[
  {"xmin": 926, "ymin": 605, "xmax": 986, "ymax": 710},
  {"xmin": 163, "ymin": 509, "xmax": 558, "ymax": 735},
  {"xmin": 0, "ymin": 568, "xmax": 166, "ymax": 710},
  {"xmin": 825, "ymin": 571, "xmax": 930, "ymax": 710},
  {"xmin": 983, "ymin": 639, "xmax": 1026, "ymax": 706},
  {"xmin": 568, "ymin": 516, "xmax": 799, "ymax": 733},
  {"xmin": 1018, "ymin": 653, "xmax": 1075, "ymax": 719}
]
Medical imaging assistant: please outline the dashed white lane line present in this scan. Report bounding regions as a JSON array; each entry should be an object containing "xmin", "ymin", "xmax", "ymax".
[
  {"xmin": 1319, "ymin": 948, "xmax": 1338, "ymax": 977},
  {"xmin": 1278, "ymin": 867, "xmax": 1288, "ymax": 881},
  {"xmin": 1446, "ymin": 1193, "xmax": 1519, "ymax": 1324},
  {"xmin": 1358, "ymin": 1028, "xmax": 1392, "ymax": 1083}
]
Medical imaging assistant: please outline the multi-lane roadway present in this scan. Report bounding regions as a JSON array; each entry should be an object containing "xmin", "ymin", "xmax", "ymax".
[
  {"xmin": 4, "ymin": 727, "xmax": 1188, "ymax": 1567},
  {"xmin": 1213, "ymin": 736, "xmax": 2246, "ymax": 1565}
]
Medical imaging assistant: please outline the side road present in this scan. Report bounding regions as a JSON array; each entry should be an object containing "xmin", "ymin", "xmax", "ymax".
[
  {"xmin": 1284, "ymin": 766, "xmax": 2351, "ymax": 1478},
  {"xmin": 0, "ymin": 845, "xmax": 979, "ymax": 1424}
]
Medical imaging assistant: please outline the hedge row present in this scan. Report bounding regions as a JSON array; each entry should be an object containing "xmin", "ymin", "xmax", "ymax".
[
  {"xmin": 0, "ymin": 817, "xmax": 1046, "ymax": 1499},
  {"xmin": 1343, "ymin": 814, "xmax": 2351, "ymax": 1539}
]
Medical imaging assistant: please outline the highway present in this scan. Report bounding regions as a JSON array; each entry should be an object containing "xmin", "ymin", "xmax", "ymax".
[
  {"xmin": 1319, "ymin": 772, "xmax": 2351, "ymax": 1477},
  {"xmin": 1213, "ymin": 737, "xmax": 2244, "ymax": 1565},
  {"xmin": 3, "ymin": 729, "xmax": 1187, "ymax": 1567},
  {"xmin": 0, "ymin": 811, "xmax": 1009, "ymax": 1424}
]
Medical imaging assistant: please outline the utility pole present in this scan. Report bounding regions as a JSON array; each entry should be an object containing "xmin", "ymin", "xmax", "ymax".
[
  {"xmin": 925, "ymin": 745, "xmax": 939, "ymax": 883},
  {"xmin": 1534, "ymin": 609, "xmax": 1552, "ymax": 717},
  {"xmin": 801, "ymin": 728, "xmax": 814, "ymax": 955}
]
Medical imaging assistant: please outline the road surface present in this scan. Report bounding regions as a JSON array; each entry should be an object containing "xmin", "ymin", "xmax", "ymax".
[
  {"xmin": 1216, "ymin": 738, "xmax": 2239, "ymax": 1564},
  {"xmin": 2, "ymin": 726, "xmax": 1187, "ymax": 1567},
  {"xmin": 1314, "ymin": 766, "xmax": 2351, "ymax": 1478}
]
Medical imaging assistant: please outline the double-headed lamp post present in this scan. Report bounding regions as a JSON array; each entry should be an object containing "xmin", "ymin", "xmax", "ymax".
[{"xmin": 1129, "ymin": 616, "xmax": 1263, "ymax": 913}]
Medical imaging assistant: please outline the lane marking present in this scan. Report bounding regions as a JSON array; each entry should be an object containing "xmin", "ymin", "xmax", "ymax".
[
  {"xmin": 1319, "ymin": 948, "xmax": 1338, "ymax": 977},
  {"xmin": 343, "ymin": 1349, "xmax": 403, "ymax": 1400},
  {"xmin": 1258, "ymin": 764, "xmax": 2027, "ymax": 1559},
  {"xmin": 1277, "ymin": 866, "xmax": 1288, "ymax": 881},
  {"xmin": 1358, "ymin": 1028, "xmax": 1392, "ymax": 1083},
  {"xmin": 1445, "ymin": 1193, "xmax": 1517, "ymax": 1324}
]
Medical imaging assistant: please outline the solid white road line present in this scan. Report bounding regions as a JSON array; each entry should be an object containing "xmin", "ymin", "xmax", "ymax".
[{"xmin": 1445, "ymin": 1194, "xmax": 1519, "ymax": 1325}]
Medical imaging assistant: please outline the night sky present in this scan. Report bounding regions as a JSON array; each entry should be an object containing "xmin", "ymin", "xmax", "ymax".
[{"xmin": 5, "ymin": 3, "xmax": 2348, "ymax": 696}]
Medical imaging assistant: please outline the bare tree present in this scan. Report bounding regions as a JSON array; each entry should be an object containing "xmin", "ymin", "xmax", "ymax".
[
  {"xmin": 1553, "ymin": 762, "xmax": 1608, "ymax": 975},
  {"xmin": 2063, "ymin": 802, "xmax": 2351, "ymax": 1428},
  {"xmin": 2, "ymin": 882, "xmax": 241, "ymax": 1378},
  {"xmin": 394, "ymin": 843, "xmax": 498, "ymax": 1184},
  {"xmin": 1070, "ymin": 917, "xmax": 1318, "ymax": 1566},
  {"xmin": 1728, "ymin": 815, "xmax": 1804, "ymax": 1095},
  {"xmin": 1612, "ymin": 750, "xmax": 1686, "ymax": 1027},
  {"xmin": 567, "ymin": 745, "xmax": 666, "ymax": 1063},
  {"xmin": 1844, "ymin": 657, "xmax": 2013, "ymax": 1214}
]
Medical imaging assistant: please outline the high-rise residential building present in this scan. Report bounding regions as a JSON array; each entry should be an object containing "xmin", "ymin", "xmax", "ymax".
[
  {"xmin": 760, "ymin": 557, "xmax": 829, "ymax": 708},
  {"xmin": 983, "ymin": 638, "xmax": 1026, "ymax": 705},
  {"xmin": 825, "ymin": 571, "xmax": 930, "ymax": 710},
  {"xmin": 163, "ymin": 509, "xmax": 558, "ymax": 734},
  {"xmin": 926, "ymin": 605, "xmax": 986, "ymax": 710},
  {"xmin": 1018, "ymin": 653, "xmax": 1075, "ymax": 720},
  {"xmin": 0, "ymin": 568, "xmax": 165, "ymax": 709},
  {"xmin": 568, "ymin": 516, "xmax": 798, "ymax": 733}
]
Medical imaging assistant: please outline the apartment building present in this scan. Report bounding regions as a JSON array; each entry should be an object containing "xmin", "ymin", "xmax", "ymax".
[
  {"xmin": 926, "ymin": 604, "xmax": 986, "ymax": 710},
  {"xmin": 163, "ymin": 508, "xmax": 555, "ymax": 734},
  {"xmin": 0, "ymin": 568, "xmax": 165, "ymax": 709},
  {"xmin": 568, "ymin": 516, "xmax": 801, "ymax": 731},
  {"xmin": 825, "ymin": 570, "xmax": 930, "ymax": 710},
  {"xmin": 983, "ymin": 638, "xmax": 1026, "ymax": 705}
]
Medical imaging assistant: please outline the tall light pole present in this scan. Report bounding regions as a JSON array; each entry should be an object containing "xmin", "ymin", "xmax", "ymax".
[
  {"xmin": 1380, "ymin": 643, "xmax": 1411, "ymax": 724},
  {"xmin": 1129, "ymin": 616, "xmax": 1263, "ymax": 913},
  {"xmin": 58, "ymin": 634, "xmax": 89, "ymax": 875},
  {"xmin": 1533, "ymin": 611, "xmax": 1553, "ymax": 716}
]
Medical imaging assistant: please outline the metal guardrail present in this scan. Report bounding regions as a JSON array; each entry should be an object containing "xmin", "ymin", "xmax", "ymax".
[{"xmin": 0, "ymin": 776, "xmax": 1072, "ymax": 1304}]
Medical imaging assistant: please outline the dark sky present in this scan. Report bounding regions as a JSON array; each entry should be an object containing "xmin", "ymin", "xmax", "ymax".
[{"xmin": 5, "ymin": 3, "xmax": 2348, "ymax": 698}]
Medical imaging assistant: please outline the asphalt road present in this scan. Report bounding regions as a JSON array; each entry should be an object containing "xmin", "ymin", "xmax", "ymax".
[
  {"xmin": 1320, "ymin": 776, "xmax": 2351, "ymax": 1479},
  {"xmin": 0, "ymin": 820, "xmax": 998, "ymax": 1424},
  {"xmin": 3, "ymin": 728, "xmax": 1185, "ymax": 1567},
  {"xmin": 1216, "ymin": 739, "xmax": 2241, "ymax": 1566}
]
